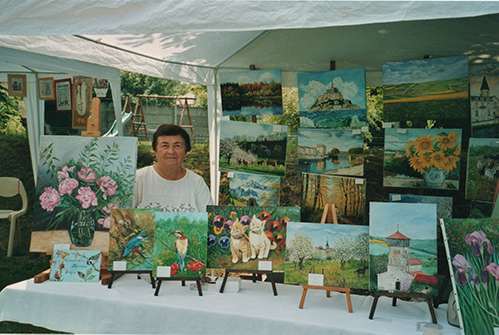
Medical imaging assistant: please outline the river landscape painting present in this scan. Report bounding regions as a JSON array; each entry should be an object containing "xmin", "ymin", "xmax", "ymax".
[{"xmin": 229, "ymin": 172, "xmax": 280, "ymax": 206}]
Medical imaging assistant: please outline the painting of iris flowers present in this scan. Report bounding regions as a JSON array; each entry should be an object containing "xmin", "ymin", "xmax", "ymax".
[{"xmin": 441, "ymin": 218, "xmax": 499, "ymax": 335}]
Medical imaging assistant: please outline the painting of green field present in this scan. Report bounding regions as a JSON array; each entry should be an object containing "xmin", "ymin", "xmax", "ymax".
[
  {"xmin": 285, "ymin": 222, "xmax": 369, "ymax": 289},
  {"xmin": 465, "ymin": 138, "xmax": 499, "ymax": 202}
]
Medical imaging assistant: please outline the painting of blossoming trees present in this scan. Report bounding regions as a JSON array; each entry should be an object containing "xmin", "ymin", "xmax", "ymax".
[
  {"xmin": 206, "ymin": 206, "xmax": 300, "ymax": 271},
  {"xmin": 31, "ymin": 136, "xmax": 137, "ymax": 252},
  {"xmin": 383, "ymin": 128, "xmax": 462, "ymax": 190},
  {"xmin": 441, "ymin": 218, "xmax": 499, "ymax": 335},
  {"xmin": 285, "ymin": 222, "xmax": 369, "ymax": 289}
]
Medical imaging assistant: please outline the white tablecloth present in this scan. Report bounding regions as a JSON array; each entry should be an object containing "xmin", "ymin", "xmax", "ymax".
[{"xmin": 0, "ymin": 276, "xmax": 460, "ymax": 334}]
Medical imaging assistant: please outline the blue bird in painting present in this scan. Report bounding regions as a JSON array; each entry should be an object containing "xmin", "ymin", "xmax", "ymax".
[
  {"xmin": 169, "ymin": 230, "xmax": 188, "ymax": 272},
  {"xmin": 122, "ymin": 233, "xmax": 148, "ymax": 257}
]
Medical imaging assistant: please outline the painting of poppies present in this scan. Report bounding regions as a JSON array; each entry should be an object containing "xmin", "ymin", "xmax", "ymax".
[
  {"xmin": 383, "ymin": 128, "xmax": 462, "ymax": 190},
  {"xmin": 108, "ymin": 208, "xmax": 156, "ymax": 271},
  {"xmin": 465, "ymin": 138, "xmax": 499, "ymax": 202},
  {"xmin": 219, "ymin": 120, "xmax": 288, "ymax": 177},
  {"xmin": 207, "ymin": 206, "xmax": 300, "ymax": 271},
  {"xmin": 383, "ymin": 56, "xmax": 469, "ymax": 135},
  {"xmin": 298, "ymin": 67, "xmax": 367, "ymax": 128},
  {"xmin": 470, "ymin": 63, "xmax": 499, "ymax": 138},
  {"xmin": 220, "ymin": 69, "xmax": 282, "ymax": 116},
  {"xmin": 285, "ymin": 222, "xmax": 369, "ymax": 289},
  {"xmin": 31, "ymin": 136, "xmax": 137, "ymax": 253},
  {"xmin": 50, "ymin": 249, "xmax": 102, "ymax": 282},
  {"xmin": 298, "ymin": 128, "xmax": 364, "ymax": 176},
  {"xmin": 301, "ymin": 173, "xmax": 366, "ymax": 224},
  {"xmin": 229, "ymin": 172, "xmax": 280, "ymax": 206},
  {"xmin": 441, "ymin": 218, "xmax": 499, "ymax": 335},
  {"xmin": 370, "ymin": 202, "xmax": 438, "ymax": 295},
  {"xmin": 153, "ymin": 212, "xmax": 207, "ymax": 279}
]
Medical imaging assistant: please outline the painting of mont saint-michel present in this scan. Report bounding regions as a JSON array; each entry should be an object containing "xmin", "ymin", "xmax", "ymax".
[
  {"xmin": 298, "ymin": 128, "xmax": 364, "ymax": 177},
  {"xmin": 369, "ymin": 202, "xmax": 438, "ymax": 295},
  {"xmin": 220, "ymin": 69, "xmax": 282, "ymax": 116},
  {"xmin": 298, "ymin": 67, "xmax": 367, "ymax": 128},
  {"xmin": 470, "ymin": 63, "xmax": 499, "ymax": 138},
  {"xmin": 383, "ymin": 55, "xmax": 469, "ymax": 135},
  {"xmin": 229, "ymin": 172, "xmax": 280, "ymax": 206}
]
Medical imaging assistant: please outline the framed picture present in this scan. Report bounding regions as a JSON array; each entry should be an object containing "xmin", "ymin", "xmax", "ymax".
[
  {"xmin": 7, "ymin": 74, "xmax": 27, "ymax": 97},
  {"xmin": 54, "ymin": 78, "xmax": 72, "ymax": 113},
  {"xmin": 38, "ymin": 77, "xmax": 55, "ymax": 100},
  {"xmin": 72, "ymin": 76, "xmax": 93, "ymax": 129}
]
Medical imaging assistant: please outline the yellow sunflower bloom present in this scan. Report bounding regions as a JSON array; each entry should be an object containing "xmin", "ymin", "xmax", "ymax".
[
  {"xmin": 444, "ymin": 155, "xmax": 458, "ymax": 172},
  {"xmin": 409, "ymin": 155, "xmax": 424, "ymax": 173},
  {"xmin": 437, "ymin": 134, "xmax": 457, "ymax": 151},
  {"xmin": 430, "ymin": 151, "xmax": 446, "ymax": 169},
  {"xmin": 419, "ymin": 154, "xmax": 433, "ymax": 170},
  {"xmin": 414, "ymin": 134, "xmax": 435, "ymax": 155},
  {"xmin": 453, "ymin": 145, "xmax": 461, "ymax": 156}
]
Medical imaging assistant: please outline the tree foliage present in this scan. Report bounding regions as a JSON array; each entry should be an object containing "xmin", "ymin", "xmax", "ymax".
[{"xmin": 0, "ymin": 85, "xmax": 24, "ymax": 136}]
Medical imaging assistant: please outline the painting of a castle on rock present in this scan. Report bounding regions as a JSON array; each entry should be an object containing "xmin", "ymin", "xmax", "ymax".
[
  {"xmin": 298, "ymin": 128, "xmax": 364, "ymax": 177},
  {"xmin": 229, "ymin": 172, "xmax": 280, "ymax": 206},
  {"xmin": 298, "ymin": 68, "xmax": 367, "ymax": 128},
  {"xmin": 285, "ymin": 222, "xmax": 369, "ymax": 289},
  {"xmin": 369, "ymin": 202, "xmax": 438, "ymax": 295},
  {"xmin": 470, "ymin": 63, "xmax": 499, "ymax": 138}
]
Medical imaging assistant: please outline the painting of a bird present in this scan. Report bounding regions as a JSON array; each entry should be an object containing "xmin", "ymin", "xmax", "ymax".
[
  {"xmin": 122, "ymin": 233, "xmax": 148, "ymax": 257},
  {"xmin": 169, "ymin": 230, "xmax": 188, "ymax": 272}
]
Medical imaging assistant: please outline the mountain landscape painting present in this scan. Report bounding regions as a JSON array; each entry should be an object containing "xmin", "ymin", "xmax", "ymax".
[{"xmin": 229, "ymin": 172, "xmax": 280, "ymax": 206}]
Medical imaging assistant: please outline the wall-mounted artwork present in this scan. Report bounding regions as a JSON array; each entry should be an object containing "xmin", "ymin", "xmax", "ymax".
[
  {"xmin": 389, "ymin": 194, "xmax": 453, "ymax": 220},
  {"xmin": 366, "ymin": 86, "xmax": 384, "ymax": 142},
  {"xmin": 285, "ymin": 222, "xmax": 369, "ymax": 289},
  {"xmin": 465, "ymin": 138, "xmax": 499, "ymax": 202},
  {"xmin": 72, "ymin": 76, "xmax": 93, "ymax": 129},
  {"xmin": 219, "ymin": 69, "xmax": 282, "ymax": 116},
  {"xmin": 108, "ymin": 208, "xmax": 156, "ymax": 271},
  {"xmin": 219, "ymin": 120, "xmax": 288, "ymax": 177},
  {"xmin": 229, "ymin": 172, "xmax": 280, "ymax": 206},
  {"xmin": 298, "ymin": 128, "xmax": 364, "ymax": 176},
  {"xmin": 207, "ymin": 206, "xmax": 300, "ymax": 271},
  {"xmin": 369, "ymin": 202, "xmax": 438, "ymax": 295},
  {"xmin": 469, "ymin": 200, "xmax": 494, "ymax": 219},
  {"xmin": 382, "ymin": 56, "xmax": 469, "ymax": 135},
  {"xmin": 301, "ymin": 173, "xmax": 365, "ymax": 224},
  {"xmin": 31, "ymin": 136, "xmax": 137, "ymax": 252},
  {"xmin": 50, "ymin": 249, "xmax": 102, "ymax": 282},
  {"xmin": 383, "ymin": 128, "xmax": 462, "ymax": 190},
  {"xmin": 470, "ymin": 63, "xmax": 499, "ymax": 138},
  {"xmin": 298, "ymin": 68, "xmax": 367, "ymax": 128},
  {"xmin": 441, "ymin": 218, "xmax": 498, "ymax": 335},
  {"xmin": 153, "ymin": 212, "xmax": 207, "ymax": 279}
]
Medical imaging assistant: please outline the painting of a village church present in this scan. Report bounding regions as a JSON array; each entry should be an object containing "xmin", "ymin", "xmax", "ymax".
[
  {"xmin": 470, "ymin": 63, "xmax": 499, "ymax": 138},
  {"xmin": 369, "ymin": 202, "xmax": 438, "ymax": 295}
]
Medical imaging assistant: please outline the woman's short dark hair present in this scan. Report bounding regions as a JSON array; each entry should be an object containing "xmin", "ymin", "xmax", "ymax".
[{"xmin": 152, "ymin": 124, "xmax": 191, "ymax": 152}]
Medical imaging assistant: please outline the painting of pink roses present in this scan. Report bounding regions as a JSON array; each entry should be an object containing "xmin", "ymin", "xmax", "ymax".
[{"xmin": 31, "ymin": 136, "xmax": 138, "ymax": 252}]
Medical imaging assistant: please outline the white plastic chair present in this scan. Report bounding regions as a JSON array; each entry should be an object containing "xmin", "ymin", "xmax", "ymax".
[{"xmin": 0, "ymin": 177, "xmax": 28, "ymax": 257}]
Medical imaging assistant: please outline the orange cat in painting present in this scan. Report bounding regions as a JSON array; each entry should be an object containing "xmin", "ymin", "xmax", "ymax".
[{"xmin": 230, "ymin": 218, "xmax": 251, "ymax": 263}]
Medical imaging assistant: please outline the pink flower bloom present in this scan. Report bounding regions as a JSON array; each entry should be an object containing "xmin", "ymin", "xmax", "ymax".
[
  {"xmin": 58, "ymin": 178, "xmax": 79, "ymax": 195},
  {"xmin": 103, "ymin": 202, "xmax": 119, "ymax": 214},
  {"xmin": 57, "ymin": 165, "xmax": 76, "ymax": 181},
  {"xmin": 98, "ymin": 216, "xmax": 111, "ymax": 229},
  {"xmin": 77, "ymin": 166, "xmax": 96, "ymax": 182},
  {"xmin": 39, "ymin": 187, "xmax": 61, "ymax": 211},
  {"xmin": 96, "ymin": 176, "xmax": 117, "ymax": 200},
  {"xmin": 75, "ymin": 186, "xmax": 98, "ymax": 209},
  {"xmin": 485, "ymin": 263, "xmax": 499, "ymax": 280}
]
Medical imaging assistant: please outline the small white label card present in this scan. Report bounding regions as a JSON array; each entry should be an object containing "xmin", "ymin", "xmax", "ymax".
[
  {"xmin": 352, "ymin": 129, "xmax": 361, "ymax": 135},
  {"xmin": 156, "ymin": 266, "xmax": 171, "ymax": 278},
  {"xmin": 391, "ymin": 194, "xmax": 402, "ymax": 201},
  {"xmin": 258, "ymin": 261, "xmax": 272, "ymax": 271},
  {"xmin": 396, "ymin": 128, "xmax": 407, "ymax": 134},
  {"xmin": 228, "ymin": 172, "xmax": 234, "ymax": 178},
  {"xmin": 355, "ymin": 178, "xmax": 364, "ymax": 185},
  {"xmin": 113, "ymin": 261, "xmax": 127, "ymax": 271},
  {"xmin": 361, "ymin": 126, "xmax": 369, "ymax": 133},
  {"xmin": 308, "ymin": 273, "xmax": 324, "ymax": 286},
  {"xmin": 382, "ymin": 122, "xmax": 392, "ymax": 128},
  {"xmin": 53, "ymin": 243, "xmax": 70, "ymax": 251}
]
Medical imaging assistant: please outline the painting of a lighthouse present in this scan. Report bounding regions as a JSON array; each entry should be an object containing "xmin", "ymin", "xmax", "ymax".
[{"xmin": 369, "ymin": 202, "xmax": 438, "ymax": 295}]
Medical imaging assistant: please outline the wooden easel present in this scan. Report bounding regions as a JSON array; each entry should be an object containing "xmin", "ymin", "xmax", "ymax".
[
  {"xmin": 154, "ymin": 277, "xmax": 203, "ymax": 297},
  {"xmin": 175, "ymin": 96, "xmax": 196, "ymax": 143},
  {"xmin": 219, "ymin": 269, "xmax": 278, "ymax": 296},
  {"xmin": 369, "ymin": 291, "xmax": 437, "ymax": 324},
  {"xmin": 107, "ymin": 270, "xmax": 155, "ymax": 289}
]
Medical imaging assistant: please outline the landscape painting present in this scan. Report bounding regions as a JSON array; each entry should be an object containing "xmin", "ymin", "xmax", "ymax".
[
  {"xmin": 50, "ymin": 249, "xmax": 102, "ymax": 282},
  {"xmin": 206, "ymin": 206, "xmax": 300, "ymax": 271},
  {"xmin": 469, "ymin": 200, "xmax": 494, "ymax": 219},
  {"xmin": 220, "ymin": 69, "xmax": 282, "ymax": 116},
  {"xmin": 441, "ymin": 218, "xmax": 498, "ymax": 335},
  {"xmin": 465, "ymin": 138, "xmax": 499, "ymax": 202},
  {"xmin": 382, "ymin": 56, "xmax": 469, "ymax": 135},
  {"xmin": 383, "ymin": 128, "xmax": 462, "ymax": 190},
  {"xmin": 369, "ymin": 202, "xmax": 438, "ymax": 295},
  {"xmin": 389, "ymin": 194, "xmax": 453, "ymax": 220},
  {"xmin": 219, "ymin": 120, "xmax": 288, "ymax": 177},
  {"xmin": 153, "ymin": 212, "xmax": 207, "ymax": 279},
  {"xmin": 108, "ymin": 208, "xmax": 156, "ymax": 271},
  {"xmin": 298, "ymin": 67, "xmax": 367, "ymax": 128},
  {"xmin": 285, "ymin": 222, "xmax": 369, "ymax": 289},
  {"xmin": 229, "ymin": 172, "xmax": 280, "ymax": 206},
  {"xmin": 298, "ymin": 128, "xmax": 364, "ymax": 176},
  {"xmin": 470, "ymin": 63, "xmax": 499, "ymax": 138},
  {"xmin": 301, "ymin": 173, "xmax": 366, "ymax": 225},
  {"xmin": 31, "ymin": 136, "xmax": 137, "ymax": 253}
]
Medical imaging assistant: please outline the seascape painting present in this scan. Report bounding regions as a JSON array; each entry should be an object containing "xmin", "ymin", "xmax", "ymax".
[
  {"xmin": 50, "ymin": 249, "xmax": 102, "ymax": 282},
  {"xmin": 219, "ymin": 120, "xmax": 288, "ymax": 177},
  {"xmin": 383, "ymin": 128, "xmax": 462, "ymax": 190},
  {"xmin": 31, "ymin": 136, "xmax": 137, "ymax": 253},
  {"xmin": 285, "ymin": 222, "xmax": 369, "ymax": 289},
  {"xmin": 298, "ymin": 68, "xmax": 367, "ymax": 128},
  {"xmin": 298, "ymin": 128, "xmax": 364, "ymax": 176},
  {"xmin": 389, "ymin": 194, "xmax": 453, "ymax": 220},
  {"xmin": 465, "ymin": 138, "xmax": 499, "ymax": 202},
  {"xmin": 220, "ymin": 69, "xmax": 282, "ymax": 116},
  {"xmin": 369, "ymin": 202, "xmax": 438, "ymax": 295},
  {"xmin": 441, "ymin": 218, "xmax": 498, "ymax": 335},
  {"xmin": 229, "ymin": 172, "xmax": 280, "ymax": 206},
  {"xmin": 206, "ymin": 206, "xmax": 300, "ymax": 271},
  {"xmin": 470, "ymin": 63, "xmax": 499, "ymax": 138},
  {"xmin": 301, "ymin": 173, "xmax": 366, "ymax": 225}
]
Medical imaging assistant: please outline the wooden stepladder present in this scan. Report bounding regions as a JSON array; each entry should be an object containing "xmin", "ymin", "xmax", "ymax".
[
  {"xmin": 131, "ymin": 94, "xmax": 149, "ymax": 140},
  {"xmin": 175, "ymin": 96, "xmax": 196, "ymax": 143}
]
